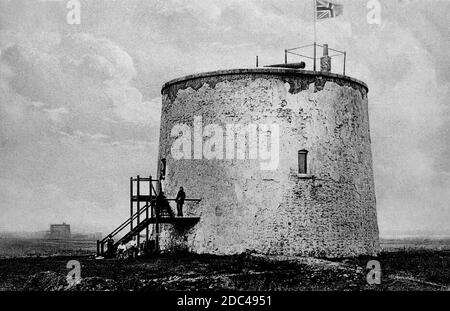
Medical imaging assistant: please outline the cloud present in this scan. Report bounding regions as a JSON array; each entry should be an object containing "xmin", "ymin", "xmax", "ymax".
[
  {"xmin": 0, "ymin": 28, "xmax": 160, "ymax": 232},
  {"xmin": 105, "ymin": 83, "xmax": 161, "ymax": 125},
  {"xmin": 62, "ymin": 33, "xmax": 136, "ymax": 83},
  {"xmin": 44, "ymin": 107, "xmax": 69, "ymax": 123},
  {"xmin": 1, "ymin": 30, "xmax": 158, "ymax": 126}
]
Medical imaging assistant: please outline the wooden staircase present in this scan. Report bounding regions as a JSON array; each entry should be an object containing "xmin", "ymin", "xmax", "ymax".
[{"xmin": 97, "ymin": 176, "xmax": 201, "ymax": 257}]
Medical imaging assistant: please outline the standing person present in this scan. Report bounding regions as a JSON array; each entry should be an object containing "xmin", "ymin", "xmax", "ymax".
[
  {"xmin": 176, "ymin": 187, "xmax": 186, "ymax": 217},
  {"xmin": 156, "ymin": 191, "xmax": 174, "ymax": 218},
  {"xmin": 155, "ymin": 191, "xmax": 164, "ymax": 218},
  {"xmin": 106, "ymin": 237, "xmax": 115, "ymax": 258}
]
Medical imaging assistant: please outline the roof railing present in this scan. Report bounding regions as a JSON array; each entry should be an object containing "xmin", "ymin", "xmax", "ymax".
[{"xmin": 283, "ymin": 43, "xmax": 347, "ymax": 75}]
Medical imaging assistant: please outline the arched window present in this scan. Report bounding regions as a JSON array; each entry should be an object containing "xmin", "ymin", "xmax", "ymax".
[{"xmin": 298, "ymin": 149, "xmax": 308, "ymax": 174}]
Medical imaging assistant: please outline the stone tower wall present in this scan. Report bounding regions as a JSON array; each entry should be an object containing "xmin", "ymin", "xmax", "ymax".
[{"xmin": 157, "ymin": 69, "xmax": 379, "ymax": 258}]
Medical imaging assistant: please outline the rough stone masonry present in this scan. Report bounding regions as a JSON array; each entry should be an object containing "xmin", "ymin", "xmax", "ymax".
[{"xmin": 157, "ymin": 68, "xmax": 380, "ymax": 258}]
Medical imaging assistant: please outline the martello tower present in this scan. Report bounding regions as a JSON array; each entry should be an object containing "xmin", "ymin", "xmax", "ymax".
[{"xmin": 156, "ymin": 46, "xmax": 380, "ymax": 258}]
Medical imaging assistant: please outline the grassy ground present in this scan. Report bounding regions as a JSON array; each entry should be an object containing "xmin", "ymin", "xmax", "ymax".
[
  {"xmin": 0, "ymin": 249, "xmax": 448, "ymax": 291},
  {"xmin": 0, "ymin": 237, "xmax": 96, "ymax": 257}
]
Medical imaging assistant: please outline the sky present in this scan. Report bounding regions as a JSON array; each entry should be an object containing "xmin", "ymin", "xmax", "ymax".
[{"xmin": 0, "ymin": 0, "xmax": 448, "ymax": 237}]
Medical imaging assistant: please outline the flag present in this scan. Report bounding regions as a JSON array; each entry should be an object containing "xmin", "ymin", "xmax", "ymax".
[{"xmin": 316, "ymin": 0, "xmax": 343, "ymax": 20}]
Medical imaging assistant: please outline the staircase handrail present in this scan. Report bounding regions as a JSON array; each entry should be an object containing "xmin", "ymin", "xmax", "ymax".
[{"xmin": 100, "ymin": 202, "xmax": 152, "ymax": 243}]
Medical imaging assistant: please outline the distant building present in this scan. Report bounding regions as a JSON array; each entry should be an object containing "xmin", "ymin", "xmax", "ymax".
[
  {"xmin": 71, "ymin": 232, "xmax": 102, "ymax": 240},
  {"xmin": 92, "ymin": 232, "xmax": 103, "ymax": 240},
  {"xmin": 49, "ymin": 223, "xmax": 71, "ymax": 240}
]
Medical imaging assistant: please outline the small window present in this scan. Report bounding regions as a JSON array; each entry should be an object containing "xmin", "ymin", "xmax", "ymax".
[{"xmin": 298, "ymin": 150, "xmax": 308, "ymax": 174}]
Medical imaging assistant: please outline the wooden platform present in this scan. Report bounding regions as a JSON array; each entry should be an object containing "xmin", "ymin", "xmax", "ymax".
[
  {"xmin": 148, "ymin": 216, "xmax": 201, "ymax": 224},
  {"xmin": 131, "ymin": 195, "xmax": 155, "ymax": 202},
  {"xmin": 131, "ymin": 195, "xmax": 202, "ymax": 202}
]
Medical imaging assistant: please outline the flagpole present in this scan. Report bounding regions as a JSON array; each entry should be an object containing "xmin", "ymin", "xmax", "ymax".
[{"xmin": 313, "ymin": 0, "xmax": 317, "ymax": 71}]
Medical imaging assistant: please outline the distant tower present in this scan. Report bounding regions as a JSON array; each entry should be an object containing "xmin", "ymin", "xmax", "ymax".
[
  {"xmin": 157, "ymin": 68, "xmax": 379, "ymax": 258},
  {"xmin": 49, "ymin": 223, "xmax": 71, "ymax": 240}
]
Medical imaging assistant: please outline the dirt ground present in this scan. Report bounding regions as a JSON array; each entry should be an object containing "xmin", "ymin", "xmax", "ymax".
[{"xmin": 0, "ymin": 249, "xmax": 448, "ymax": 291}]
